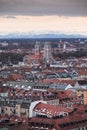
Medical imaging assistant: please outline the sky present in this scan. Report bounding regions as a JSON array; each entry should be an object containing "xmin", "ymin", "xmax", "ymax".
[{"xmin": 0, "ymin": 0, "xmax": 87, "ymax": 36}]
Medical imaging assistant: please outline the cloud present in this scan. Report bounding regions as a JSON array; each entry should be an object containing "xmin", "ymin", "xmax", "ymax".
[{"xmin": 0, "ymin": 0, "xmax": 87, "ymax": 16}]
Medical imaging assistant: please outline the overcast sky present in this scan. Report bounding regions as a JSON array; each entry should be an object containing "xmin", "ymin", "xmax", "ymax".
[
  {"xmin": 0, "ymin": 0, "xmax": 87, "ymax": 16},
  {"xmin": 0, "ymin": 0, "xmax": 87, "ymax": 35}
]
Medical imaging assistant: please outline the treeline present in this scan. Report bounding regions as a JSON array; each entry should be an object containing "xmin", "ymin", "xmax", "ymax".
[
  {"xmin": 0, "ymin": 52, "xmax": 25, "ymax": 64},
  {"xmin": 53, "ymin": 50, "xmax": 87, "ymax": 59},
  {"xmin": 0, "ymin": 43, "xmax": 34, "ymax": 50}
]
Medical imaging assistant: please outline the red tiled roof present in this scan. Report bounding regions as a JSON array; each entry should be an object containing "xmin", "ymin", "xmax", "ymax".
[
  {"xmin": 29, "ymin": 111, "xmax": 87, "ymax": 130},
  {"xmin": 33, "ymin": 102, "xmax": 72, "ymax": 116},
  {"xmin": 42, "ymin": 79, "xmax": 76, "ymax": 86},
  {"xmin": 77, "ymin": 70, "xmax": 87, "ymax": 75},
  {"xmin": 58, "ymin": 90, "xmax": 76, "ymax": 99},
  {"xmin": 56, "ymin": 69, "xmax": 66, "ymax": 73},
  {"xmin": 30, "ymin": 54, "xmax": 42, "ymax": 59},
  {"xmin": 10, "ymin": 73, "xmax": 24, "ymax": 81}
]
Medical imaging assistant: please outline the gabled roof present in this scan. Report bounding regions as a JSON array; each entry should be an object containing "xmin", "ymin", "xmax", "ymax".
[{"xmin": 65, "ymin": 84, "xmax": 73, "ymax": 90}]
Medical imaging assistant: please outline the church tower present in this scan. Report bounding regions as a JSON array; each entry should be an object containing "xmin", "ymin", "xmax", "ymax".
[
  {"xmin": 35, "ymin": 41, "xmax": 40, "ymax": 55},
  {"xmin": 43, "ymin": 42, "xmax": 52, "ymax": 63}
]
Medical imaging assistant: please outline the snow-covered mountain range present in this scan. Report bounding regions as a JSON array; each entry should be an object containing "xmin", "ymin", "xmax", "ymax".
[{"xmin": 0, "ymin": 32, "xmax": 87, "ymax": 39}]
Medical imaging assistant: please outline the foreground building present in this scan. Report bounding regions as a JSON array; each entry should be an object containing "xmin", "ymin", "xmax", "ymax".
[{"xmin": 29, "ymin": 101, "xmax": 87, "ymax": 130}]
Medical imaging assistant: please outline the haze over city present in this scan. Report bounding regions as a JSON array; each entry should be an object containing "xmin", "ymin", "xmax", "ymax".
[{"xmin": 0, "ymin": 0, "xmax": 87, "ymax": 36}]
